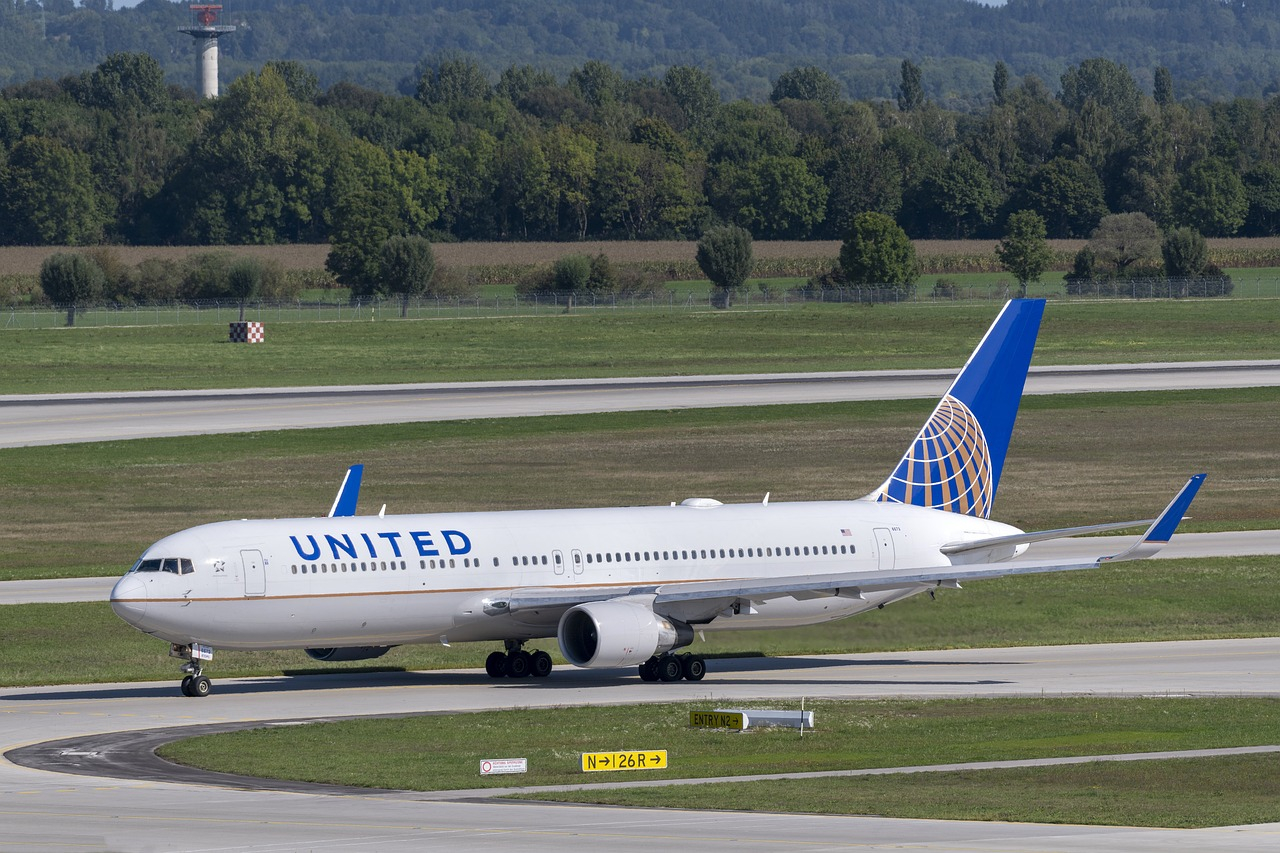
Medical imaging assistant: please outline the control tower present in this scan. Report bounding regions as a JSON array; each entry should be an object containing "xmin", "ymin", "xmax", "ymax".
[{"xmin": 178, "ymin": 4, "xmax": 236, "ymax": 99}]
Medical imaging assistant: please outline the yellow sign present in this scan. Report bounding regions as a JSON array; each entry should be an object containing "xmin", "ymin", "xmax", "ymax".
[
  {"xmin": 689, "ymin": 710, "xmax": 745, "ymax": 729},
  {"xmin": 580, "ymin": 750, "xmax": 668, "ymax": 772}
]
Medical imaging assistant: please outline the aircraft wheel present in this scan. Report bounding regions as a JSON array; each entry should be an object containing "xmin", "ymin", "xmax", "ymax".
[
  {"xmin": 485, "ymin": 651, "xmax": 508, "ymax": 678},
  {"xmin": 189, "ymin": 675, "xmax": 212, "ymax": 698},
  {"xmin": 656, "ymin": 655, "xmax": 683, "ymax": 682},
  {"xmin": 180, "ymin": 675, "xmax": 194, "ymax": 697},
  {"xmin": 681, "ymin": 655, "xmax": 706, "ymax": 681},
  {"xmin": 638, "ymin": 658, "xmax": 659, "ymax": 682},
  {"xmin": 506, "ymin": 650, "xmax": 532, "ymax": 678},
  {"xmin": 530, "ymin": 650, "xmax": 553, "ymax": 677}
]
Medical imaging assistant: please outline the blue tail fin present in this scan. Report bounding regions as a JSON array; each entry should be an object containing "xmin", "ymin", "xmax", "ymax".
[{"xmin": 865, "ymin": 299, "xmax": 1046, "ymax": 518}]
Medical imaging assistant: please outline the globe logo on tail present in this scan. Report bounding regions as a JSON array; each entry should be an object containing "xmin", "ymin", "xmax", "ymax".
[{"xmin": 875, "ymin": 395, "xmax": 994, "ymax": 518}]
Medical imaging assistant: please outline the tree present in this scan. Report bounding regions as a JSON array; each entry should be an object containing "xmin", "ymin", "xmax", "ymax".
[
  {"xmin": 40, "ymin": 253, "xmax": 104, "ymax": 327},
  {"xmin": 415, "ymin": 55, "xmax": 491, "ymax": 108},
  {"xmin": 1154, "ymin": 66, "xmax": 1174, "ymax": 107},
  {"xmin": 897, "ymin": 60, "xmax": 924, "ymax": 112},
  {"xmin": 326, "ymin": 138, "xmax": 446, "ymax": 295},
  {"xmin": 662, "ymin": 65, "xmax": 719, "ymax": 131},
  {"xmin": 992, "ymin": 61, "xmax": 1009, "ymax": 106},
  {"xmin": 1019, "ymin": 157, "xmax": 1108, "ymax": 238},
  {"xmin": 1089, "ymin": 212, "xmax": 1162, "ymax": 276},
  {"xmin": 996, "ymin": 210, "xmax": 1052, "ymax": 297},
  {"xmin": 839, "ymin": 212, "xmax": 917, "ymax": 289},
  {"xmin": 923, "ymin": 150, "xmax": 997, "ymax": 238},
  {"xmin": 1059, "ymin": 58, "xmax": 1142, "ymax": 130},
  {"xmin": 0, "ymin": 135, "xmax": 105, "ymax": 245},
  {"xmin": 380, "ymin": 235, "xmax": 435, "ymax": 317},
  {"xmin": 695, "ymin": 225, "xmax": 753, "ymax": 308},
  {"xmin": 770, "ymin": 66, "xmax": 841, "ymax": 104},
  {"xmin": 226, "ymin": 256, "xmax": 265, "ymax": 322},
  {"xmin": 1161, "ymin": 227, "xmax": 1208, "ymax": 279},
  {"xmin": 1174, "ymin": 157, "xmax": 1248, "ymax": 236}
]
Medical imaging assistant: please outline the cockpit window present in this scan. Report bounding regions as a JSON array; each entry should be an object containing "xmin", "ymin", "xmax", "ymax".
[{"xmin": 133, "ymin": 558, "xmax": 195, "ymax": 575}]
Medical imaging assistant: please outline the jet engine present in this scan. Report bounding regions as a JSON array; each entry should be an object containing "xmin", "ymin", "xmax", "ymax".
[
  {"xmin": 557, "ymin": 598, "xmax": 693, "ymax": 668},
  {"xmin": 304, "ymin": 646, "xmax": 394, "ymax": 662}
]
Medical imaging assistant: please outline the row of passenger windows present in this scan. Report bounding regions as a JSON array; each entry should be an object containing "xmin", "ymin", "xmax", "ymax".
[
  {"xmin": 290, "ymin": 543, "xmax": 855, "ymax": 576},
  {"xmin": 519, "ymin": 543, "xmax": 856, "ymax": 566}
]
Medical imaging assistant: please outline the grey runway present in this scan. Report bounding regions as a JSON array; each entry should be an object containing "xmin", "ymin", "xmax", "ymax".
[
  {"xmin": 3, "ymin": 360, "xmax": 1277, "ymax": 448},
  {"xmin": 4, "ymin": 638, "xmax": 1280, "ymax": 852}
]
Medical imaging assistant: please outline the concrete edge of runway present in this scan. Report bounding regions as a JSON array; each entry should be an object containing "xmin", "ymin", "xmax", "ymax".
[{"xmin": 5, "ymin": 359, "xmax": 1278, "ymax": 405}]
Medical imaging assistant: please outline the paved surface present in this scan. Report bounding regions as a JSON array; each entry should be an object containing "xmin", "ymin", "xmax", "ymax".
[
  {"xmin": 3, "ymin": 639, "xmax": 1280, "ymax": 852},
  {"xmin": 3, "ymin": 360, "xmax": 1277, "ymax": 447}
]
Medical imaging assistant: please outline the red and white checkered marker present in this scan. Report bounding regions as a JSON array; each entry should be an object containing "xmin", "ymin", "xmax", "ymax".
[{"xmin": 229, "ymin": 322, "xmax": 264, "ymax": 343}]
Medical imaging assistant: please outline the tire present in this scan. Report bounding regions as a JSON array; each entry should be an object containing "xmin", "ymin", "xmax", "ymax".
[
  {"xmin": 506, "ymin": 650, "xmax": 532, "ymax": 678},
  {"xmin": 180, "ymin": 675, "xmax": 193, "ymax": 697},
  {"xmin": 530, "ymin": 650, "xmax": 553, "ymax": 677},
  {"xmin": 485, "ymin": 651, "xmax": 508, "ymax": 678},
  {"xmin": 638, "ymin": 658, "xmax": 659, "ymax": 682},
  {"xmin": 189, "ymin": 675, "xmax": 211, "ymax": 697},
  {"xmin": 656, "ymin": 655, "xmax": 683, "ymax": 682},
  {"xmin": 681, "ymin": 655, "xmax": 706, "ymax": 681}
]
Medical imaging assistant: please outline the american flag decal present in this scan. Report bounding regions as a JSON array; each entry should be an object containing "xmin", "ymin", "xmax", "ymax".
[{"xmin": 840, "ymin": 528, "xmax": 852, "ymax": 536}]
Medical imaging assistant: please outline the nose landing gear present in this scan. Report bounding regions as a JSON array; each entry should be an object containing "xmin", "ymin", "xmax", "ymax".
[{"xmin": 172, "ymin": 643, "xmax": 214, "ymax": 697}]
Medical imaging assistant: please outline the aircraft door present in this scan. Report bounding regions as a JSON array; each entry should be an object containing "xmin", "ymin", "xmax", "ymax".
[
  {"xmin": 571, "ymin": 549, "xmax": 584, "ymax": 577},
  {"xmin": 242, "ymin": 549, "xmax": 266, "ymax": 597},
  {"xmin": 552, "ymin": 550, "xmax": 566, "ymax": 576},
  {"xmin": 873, "ymin": 528, "xmax": 896, "ymax": 571}
]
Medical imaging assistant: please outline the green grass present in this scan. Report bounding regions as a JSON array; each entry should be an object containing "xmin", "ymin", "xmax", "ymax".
[
  {"xmin": 155, "ymin": 697, "xmax": 1280, "ymax": 827},
  {"xmin": 4, "ymin": 553, "xmax": 1279, "ymax": 687},
  {"xmin": 2, "ymin": 387, "xmax": 1276, "ymax": 582},
  {"xmin": 3, "ymin": 299, "xmax": 1279, "ymax": 394},
  {"xmin": 521, "ymin": 753, "xmax": 1280, "ymax": 828}
]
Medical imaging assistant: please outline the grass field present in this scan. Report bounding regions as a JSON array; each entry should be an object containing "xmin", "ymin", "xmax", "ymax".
[
  {"xmin": 3, "ymin": 387, "xmax": 1276, "ymax": 582},
  {"xmin": 4, "ymin": 299, "xmax": 1280, "ymax": 393},
  {"xmin": 156, "ymin": 697, "xmax": 1280, "ymax": 827}
]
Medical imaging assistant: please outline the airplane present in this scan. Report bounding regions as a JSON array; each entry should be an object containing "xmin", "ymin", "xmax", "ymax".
[{"xmin": 109, "ymin": 299, "xmax": 1205, "ymax": 697}]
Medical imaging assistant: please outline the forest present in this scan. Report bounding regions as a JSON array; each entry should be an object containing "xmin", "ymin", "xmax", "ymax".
[
  {"xmin": 4, "ymin": 47, "xmax": 1280, "ymax": 262},
  {"xmin": 4, "ymin": 1, "xmax": 1280, "ymax": 104}
]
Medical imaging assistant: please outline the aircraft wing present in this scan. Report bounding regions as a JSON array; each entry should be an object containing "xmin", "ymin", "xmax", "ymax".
[{"xmin": 507, "ymin": 474, "xmax": 1205, "ymax": 617}]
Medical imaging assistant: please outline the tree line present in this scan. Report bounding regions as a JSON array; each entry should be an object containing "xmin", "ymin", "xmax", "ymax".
[
  {"xmin": 7, "ymin": 1, "xmax": 1280, "ymax": 106},
  {"xmin": 1, "ymin": 50, "xmax": 1277, "ymax": 297}
]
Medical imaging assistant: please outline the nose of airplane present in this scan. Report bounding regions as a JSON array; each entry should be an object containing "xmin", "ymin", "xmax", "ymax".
[{"xmin": 109, "ymin": 574, "xmax": 148, "ymax": 626}]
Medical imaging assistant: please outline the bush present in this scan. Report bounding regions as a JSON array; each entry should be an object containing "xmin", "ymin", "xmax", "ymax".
[
  {"xmin": 39, "ymin": 252, "xmax": 105, "ymax": 326},
  {"xmin": 428, "ymin": 265, "xmax": 480, "ymax": 299},
  {"xmin": 932, "ymin": 277, "xmax": 959, "ymax": 299},
  {"xmin": 553, "ymin": 254, "xmax": 592, "ymax": 292}
]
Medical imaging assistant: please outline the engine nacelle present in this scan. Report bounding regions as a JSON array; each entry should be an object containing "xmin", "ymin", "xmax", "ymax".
[
  {"xmin": 304, "ymin": 646, "xmax": 394, "ymax": 662},
  {"xmin": 558, "ymin": 598, "xmax": 693, "ymax": 668}
]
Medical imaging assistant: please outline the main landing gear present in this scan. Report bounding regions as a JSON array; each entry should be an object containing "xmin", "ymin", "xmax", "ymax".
[
  {"xmin": 639, "ymin": 653, "xmax": 706, "ymax": 682},
  {"xmin": 485, "ymin": 640, "xmax": 553, "ymax": 679},
  {"xmin": 172, "ymin": 643, "xmax": 213, "ymax": 697}
]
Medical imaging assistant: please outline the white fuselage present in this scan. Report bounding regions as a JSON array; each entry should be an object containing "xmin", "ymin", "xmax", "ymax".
[{"xmin": 110, "ymin": 498, "xmax": 1023, "ymax": 652}]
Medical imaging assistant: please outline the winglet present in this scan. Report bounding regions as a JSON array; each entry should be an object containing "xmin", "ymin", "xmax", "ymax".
[
  {"xmin": 327, "ymin": 464, "xmax": 364, "ymax": 517},
  {"xmin": 1101, "ymin": 474, "xmax": 1206, "ymax": 563}
]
